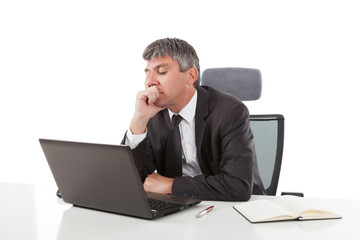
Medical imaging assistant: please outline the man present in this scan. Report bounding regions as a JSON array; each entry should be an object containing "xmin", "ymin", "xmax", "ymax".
[{"xmin": 124, "ymin": 38, "xmax": 265, "ymax": 201}]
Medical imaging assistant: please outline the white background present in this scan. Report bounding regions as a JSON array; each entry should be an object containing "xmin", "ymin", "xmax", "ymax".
[{"xmin": 1, "ymin": 0, "xmax": 359, "ymax": 199}]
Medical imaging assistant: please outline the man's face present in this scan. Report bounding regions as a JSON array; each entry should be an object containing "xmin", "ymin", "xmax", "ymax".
[{"xmin": 144, "ymin": 55, "xmax": 192, "ymax": 110}]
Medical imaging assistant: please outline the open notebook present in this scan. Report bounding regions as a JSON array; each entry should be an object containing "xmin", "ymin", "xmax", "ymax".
[{"xmin": 233, "ymin": 195, "xmax": 342, "ymax": 223}]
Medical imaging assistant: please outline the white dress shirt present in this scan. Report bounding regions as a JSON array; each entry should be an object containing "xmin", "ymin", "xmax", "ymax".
[{"xmin": 126, "ymin": 91, "xmax": 201, "ymax": 177}]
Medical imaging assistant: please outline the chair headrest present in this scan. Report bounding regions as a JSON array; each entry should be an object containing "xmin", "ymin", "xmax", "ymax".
[{"xmin": 201, "ymin": 68, "xmax": 262, "ymax": 101}]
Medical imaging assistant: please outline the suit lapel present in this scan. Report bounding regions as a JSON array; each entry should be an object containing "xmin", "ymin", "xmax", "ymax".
[{"xmin": 195, "ymin": 87, "xmax": 209, "ymax": 166}]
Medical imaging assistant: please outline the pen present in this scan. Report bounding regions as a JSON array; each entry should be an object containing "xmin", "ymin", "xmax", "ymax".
[{"xmin": 196, "ymin": 205, "xmax": 214, "ymax": 218}]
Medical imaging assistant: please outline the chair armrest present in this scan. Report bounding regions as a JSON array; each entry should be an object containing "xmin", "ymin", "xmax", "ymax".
[
  {"xmin": 281, "ymin": 192, "xmax": 304, "ymax": 197},
  {"xmin": 56, "ymin": 189, "xmax": 62, "ymax": 198}
]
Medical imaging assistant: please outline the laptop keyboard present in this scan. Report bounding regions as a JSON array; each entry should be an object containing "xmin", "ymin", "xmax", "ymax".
[{"xmin": 147, "ymin": 199, "xmax": 182, "ymax": 212}]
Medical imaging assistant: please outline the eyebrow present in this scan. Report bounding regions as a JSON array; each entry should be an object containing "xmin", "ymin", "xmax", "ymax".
[{"xmin": 144, "ymin": 63, "xmax": 169, "ymax": 72}]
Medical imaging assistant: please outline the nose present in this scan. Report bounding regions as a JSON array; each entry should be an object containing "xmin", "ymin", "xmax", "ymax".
[{"xmin": 146, "ymin": 71, "xmax": 159, "ymax": 87}]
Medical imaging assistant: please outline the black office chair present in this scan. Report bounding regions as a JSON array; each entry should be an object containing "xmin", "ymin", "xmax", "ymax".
[{"xmin": 201, "ymin": 68, "xmax": 285, "ymax": 196}]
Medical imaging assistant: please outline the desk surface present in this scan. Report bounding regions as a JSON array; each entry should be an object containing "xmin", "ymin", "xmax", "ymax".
[{"xmin": 1, "ymin": 183, "xmax": 359, "ymax": 240}]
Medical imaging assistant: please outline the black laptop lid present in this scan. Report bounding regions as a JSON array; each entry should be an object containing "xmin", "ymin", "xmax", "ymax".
[{"xmin": 39, "ymin": 139, "xmax": 153, "ymax": 219}]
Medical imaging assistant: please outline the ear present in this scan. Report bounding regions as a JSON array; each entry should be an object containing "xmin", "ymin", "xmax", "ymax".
[{"xmin": 186, "ymin": 67, "xmax": 198, "ymax": 85}]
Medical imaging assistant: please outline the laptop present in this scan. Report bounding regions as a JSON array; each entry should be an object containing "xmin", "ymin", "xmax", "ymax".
[{"xmin": 39, "ymin": 139, "xmax": 201, "ymax": 219}]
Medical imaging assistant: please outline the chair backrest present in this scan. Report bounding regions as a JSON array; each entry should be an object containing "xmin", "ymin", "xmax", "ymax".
[
  {"xmin": 201, "ymin": 67, "xmax": 284, "ymax": 195},
  {"xmin": 202, "ymin": 67, "xmax": 262, "ymax": 101},
  {"xmin": 250, "ymin": 115, "xmax": 284, "ymax": 195}
]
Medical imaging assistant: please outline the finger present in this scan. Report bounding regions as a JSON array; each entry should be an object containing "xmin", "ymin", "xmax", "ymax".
[
  {"xmin": 146, "ymin": 87, "xmax": 160, "ymax": 105},
  {"xmin": 147, "ymin": 93, "xmax": 156, "ymax": 105},
  {"xmin": 143, "ymin": 176, "xmax": 154, "ymax": 192}
]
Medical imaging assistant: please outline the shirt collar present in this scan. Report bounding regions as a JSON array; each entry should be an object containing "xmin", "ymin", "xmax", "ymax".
[{"xmin": 168, "ymin": 91, "xmax": 197, "ymax": 123}]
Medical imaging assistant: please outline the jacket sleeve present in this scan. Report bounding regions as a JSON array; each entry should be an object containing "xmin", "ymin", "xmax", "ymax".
[{"xmin": 122, "ymin": 133, "xmax": 155, "ymax": 182}]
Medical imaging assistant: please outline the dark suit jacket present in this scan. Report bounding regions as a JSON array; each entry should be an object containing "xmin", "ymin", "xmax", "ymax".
[{"xmin": 129, "ymin": 86, "xmax": 265, "ymax": 201}]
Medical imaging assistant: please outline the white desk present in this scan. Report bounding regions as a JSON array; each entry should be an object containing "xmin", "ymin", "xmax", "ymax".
[{"xmin": 1, "ymin": 183, "xmax": 359, "ymax": 240}]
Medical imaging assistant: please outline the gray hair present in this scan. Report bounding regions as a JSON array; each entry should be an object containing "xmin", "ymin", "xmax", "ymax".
[{"xmin": 143, "ymin": 38, "xmax": 200, "ymax": 89}]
